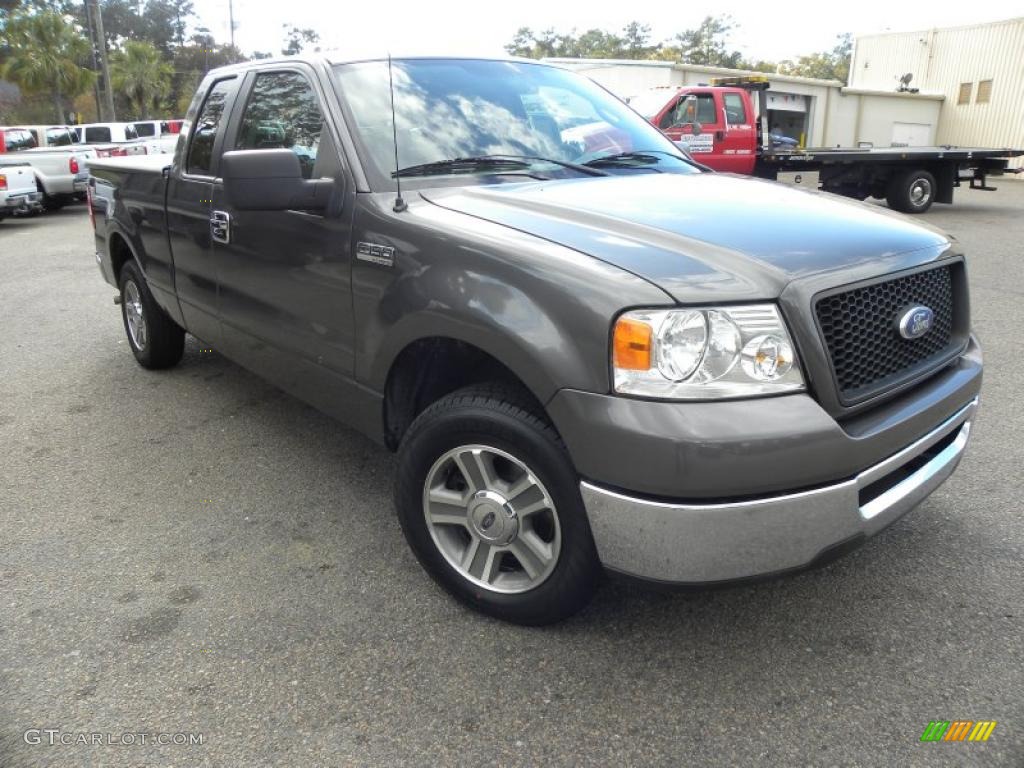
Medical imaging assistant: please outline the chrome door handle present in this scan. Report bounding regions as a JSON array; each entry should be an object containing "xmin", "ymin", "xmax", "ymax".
[{"xmin": 210, "ymin": 210, "xmax": 230, "ymax": 244}]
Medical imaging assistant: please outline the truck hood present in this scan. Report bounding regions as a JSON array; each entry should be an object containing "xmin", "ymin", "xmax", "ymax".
[{"xmin": 420, "ymin": 173, "xmax": 951, "ymax": 303}]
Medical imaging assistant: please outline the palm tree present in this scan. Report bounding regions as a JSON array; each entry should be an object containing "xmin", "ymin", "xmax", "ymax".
[
  {"xmin": 2, "ymin": 11, "xmax": 96, "ymax": 123},
  {"xmin": 110, "ymin": 41, "xmax": 173, "ymax": 120}
]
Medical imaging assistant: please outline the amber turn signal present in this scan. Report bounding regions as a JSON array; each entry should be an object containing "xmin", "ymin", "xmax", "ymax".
[{"xmin": 613, "ymin": 316, "xmax": 653, "ymax": 370}]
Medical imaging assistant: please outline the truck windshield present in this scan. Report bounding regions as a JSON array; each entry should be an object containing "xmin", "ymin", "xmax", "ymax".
[
  {"xmin": 626, "ymin": 90, "xmax": 676, "ymax": 120},
  {"xmin": 333, "ymin": 59, "xmax": 696, "ymax": 188}
]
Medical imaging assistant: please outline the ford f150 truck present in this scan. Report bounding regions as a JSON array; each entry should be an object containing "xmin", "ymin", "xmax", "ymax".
[
  {"xmin": 88, "ymin": 56, "xmax": 982, "ymax": 624},
  {"xmin": 628, "ymin": 78, "xmax": 1024, "ymax": 213}
]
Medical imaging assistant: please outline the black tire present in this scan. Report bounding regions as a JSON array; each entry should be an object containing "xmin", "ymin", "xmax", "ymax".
[
  {"xmin": 886, "ymin": 169, "xmax": 936, "ymax": 214},
  {"xmin": 41, "ymin": 193, "xmax": 65, "ymax": 211},
  {"xmin": 395, "ymin": 383, "xmax": 601, "ymax": 625},
  {"xmin": 118, "ymin": 260, "xmax": 185, "ymax": 369}
]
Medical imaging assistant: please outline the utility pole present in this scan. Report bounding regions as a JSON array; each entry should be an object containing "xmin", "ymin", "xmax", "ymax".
[
  {"xmin": 82, "ymin": 0, "xmax": 101, "ymax": 120},
  {"xmin": 228, "ymin": 0, "xmax": 235, "ymax": 49},
  {"xmin": 86, "ymin": 0, "xmax": 116, "ymax": 121}
]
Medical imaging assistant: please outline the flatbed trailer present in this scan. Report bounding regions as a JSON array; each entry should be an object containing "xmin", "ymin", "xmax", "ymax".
[
  {"xmin": 754, "ymin": 145, "xmax": 1024, "ymax": 212},
  {"xmin": 637, "ymin": 75, "xmax": 1024, "ymax": 212}
]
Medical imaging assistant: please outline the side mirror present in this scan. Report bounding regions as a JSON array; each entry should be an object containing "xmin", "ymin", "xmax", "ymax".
[{"xmin": 221, "ymin": 148, "xmax": 337, "ymax": 212}]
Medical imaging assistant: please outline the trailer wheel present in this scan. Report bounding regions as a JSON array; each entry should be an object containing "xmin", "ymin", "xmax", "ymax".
[{"xmin": 887, "ymin": 169, "xmax": 936, "ymax": 214}]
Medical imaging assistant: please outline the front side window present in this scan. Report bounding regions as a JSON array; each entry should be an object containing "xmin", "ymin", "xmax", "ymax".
[
  {"xmin": 187, "ymin": 78, "xmax": 235, "ymax": 175},
  {"xmin": 334, "ymin": 59, "xmax": 694, "ymax": 188},
  {"xmin": 235, "ymin": 71, "xmax": 324, "ymax": 179},
  {"xmin": 661, "ymin": 94, "xmax": 716, "ymax": 129}
]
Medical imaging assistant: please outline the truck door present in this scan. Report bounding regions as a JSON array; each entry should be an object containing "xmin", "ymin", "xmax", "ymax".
[
  {"xmin": 166, "ymin": 74, "xmax": 240, "ymax": 346},
  {"xmin": 209, "ymin": 65, "xmax": 357, "ymax": 400},
  {"xmin": 657, "ymin": 90, "xmax": 722, "ymax": 167},
  {"xmin": 657, "ymin": 89, "xmax": 756, "ymax": 174}
]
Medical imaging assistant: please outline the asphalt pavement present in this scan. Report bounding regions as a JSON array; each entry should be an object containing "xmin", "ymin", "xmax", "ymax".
[{"xmin": 1, "ymin": 185, "xmax": 1022, "ymax": 767}]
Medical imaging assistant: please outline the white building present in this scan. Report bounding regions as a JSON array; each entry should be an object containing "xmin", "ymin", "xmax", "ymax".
[
  {"xmin": 849, "ymin": 17, "xmax": 1024, "ymax": 169},
  {"xmin": 547, "ymin": 58, "xmax": 945, "ymax": 151}
]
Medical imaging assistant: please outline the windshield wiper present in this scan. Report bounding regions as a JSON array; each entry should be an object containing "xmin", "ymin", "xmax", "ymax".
[
  {"xmin": 581, "ymin": 151, "xmax": 674, "ymax": 168},
  {"xmin": 486, "ymin": 154, "xmax": 609, "ymax": 177},
  {"xmin": 393, "ymin": 154, "xmax": 608, "ymax": 179},
  {"xmin": 393, "ymin": 156, "xmax": 532, "ymax": 178}
]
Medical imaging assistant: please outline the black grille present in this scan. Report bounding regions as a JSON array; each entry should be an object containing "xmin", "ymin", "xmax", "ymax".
[{"xmin": 815, "ymin": 265, "xmax": 957, "ymax": 404}]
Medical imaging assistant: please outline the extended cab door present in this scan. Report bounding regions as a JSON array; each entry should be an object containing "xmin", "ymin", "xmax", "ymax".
[
  {"xmin": 656, "ymin": 89, "xmax": 756, "ymax": 174},
  {"xmin": 166, "ymin": 74, "xmax": 241, "ymax": 346},
  {"xmin": 208, "ymin": 64, "xmax": 357, "ymax": 396}
]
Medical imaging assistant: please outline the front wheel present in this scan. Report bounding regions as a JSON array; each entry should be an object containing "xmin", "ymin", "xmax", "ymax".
[
  {"xmin": 395, "ymin": 384, "xmax": 601, "ymax": 625},
  {"xmin": 118, "ymin": 260, "xmax": 185, "ymax": 369},
  {"xmin": 886, "ymin": 169, "xmax": 936, "ymax": 213}
]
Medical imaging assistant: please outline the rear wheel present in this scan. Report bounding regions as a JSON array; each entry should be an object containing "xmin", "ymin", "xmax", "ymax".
[
  {"xmin": 118, "ymin": 260, "xmax": 185, "ymax": 369},
  {"xmin": 886, "ymin": 169, "xmax": 936, "ymax": 213},
  {"xmin": 41, "ymin": 193, "xmax": 65, "ymax": 211},
  {"xmin": 395, "ymin": 384, "xmax": 600, "ymax": 625}
]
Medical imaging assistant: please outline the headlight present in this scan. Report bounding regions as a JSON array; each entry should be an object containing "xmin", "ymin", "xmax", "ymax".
[{"xmin": 612, "ymin": 304, "xmax": 804, "ymax": 399}]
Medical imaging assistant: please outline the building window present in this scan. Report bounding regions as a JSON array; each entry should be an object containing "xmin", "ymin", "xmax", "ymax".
[
  {"xmin": 957, "ymin": 82, "xmax": 972, "ymax": 105},
  {"xmin": 976, "ymin": 79, "xmax": 993, "ymax": 104}
]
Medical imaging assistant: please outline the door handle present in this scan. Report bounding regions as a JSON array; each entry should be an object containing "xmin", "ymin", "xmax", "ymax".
[{"xmin": 210, "ymin": 210, "xmax": 230, "ymax": 244}]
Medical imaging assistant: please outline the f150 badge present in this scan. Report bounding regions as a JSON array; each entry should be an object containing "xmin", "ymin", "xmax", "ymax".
[
  {"xmin": 356, "ymin": 242, "xmax": 396, "ymax": 267},
  {"xmin": 898, "ymin": 305, "xmax": 935, "ymax": 339}
]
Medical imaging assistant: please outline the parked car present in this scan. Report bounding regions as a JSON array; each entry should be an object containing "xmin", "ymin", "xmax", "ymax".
[
  {"xmin": 0, "ymin": 125, "xmax": 94, "ymax": 209},
  {"xmin": 88, "ymin": 56, "xmax": 982, "ymax": 625},
  {"xmin": 74, "ymin": 122, "xmax": 151, "ymax": 157},
  {"xmin": 0, "ymin": 162, "xmax": 42, "ymax": 220},
  {"xmin": 131, "ymin": 119, "xmax": 180, "ymax": 154}
]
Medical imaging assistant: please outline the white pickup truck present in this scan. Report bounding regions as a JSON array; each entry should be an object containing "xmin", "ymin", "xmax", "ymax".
[
  {"xmin": 73, "ymin": 122, "xmax": 162, "ymax": 157},
  {"xmin": 0, "ymin": 126, "xmax": 94, "ymax": 209},
  {"xmin": 0, "ymin": 162, "xmax": 42, "ymax": 221}
]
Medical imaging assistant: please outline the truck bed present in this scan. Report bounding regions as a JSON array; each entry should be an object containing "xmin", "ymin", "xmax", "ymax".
[
  {"xmin": 759, "ymin": 146, "xmax": 1024, "ymax": 166},
  {"xmin": 86, "ymin": 154, "xmax": 172, "ymax": 174}
]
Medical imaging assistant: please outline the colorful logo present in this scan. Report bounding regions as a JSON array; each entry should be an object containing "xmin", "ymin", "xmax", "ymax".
[{"xmin": 920, "ymin": 720, "xmax": 997, "ymax": 742}]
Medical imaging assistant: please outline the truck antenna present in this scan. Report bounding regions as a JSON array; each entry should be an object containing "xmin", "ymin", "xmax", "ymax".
[{"xmin": 388, "ymin": 54, "xmax": 407, "ymax": 213}]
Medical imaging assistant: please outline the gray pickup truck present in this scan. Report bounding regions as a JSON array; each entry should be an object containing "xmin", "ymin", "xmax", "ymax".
[{"xmin": 88, "ymin": 56, "xmax": 982, "ymax": 624}]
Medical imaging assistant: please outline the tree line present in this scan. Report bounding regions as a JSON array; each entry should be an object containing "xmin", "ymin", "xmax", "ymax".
[
  {"xmin": 506, "ymin": 16, "xmax": 852, "ymax": 84},
  {"xmin": 0, "ymin": 0, "xmax": 322, "ymax": 124}
]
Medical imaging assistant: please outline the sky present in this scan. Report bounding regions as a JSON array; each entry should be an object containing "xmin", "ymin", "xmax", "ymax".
[{"xmin": 195, "ymin": 0, "xmax": 1023, "ymax": 61}]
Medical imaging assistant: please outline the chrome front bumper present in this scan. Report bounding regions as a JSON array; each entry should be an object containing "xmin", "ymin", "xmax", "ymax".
[{"xmin": 580, "ymin": 397, "xmax": 978, "ymax": 583}]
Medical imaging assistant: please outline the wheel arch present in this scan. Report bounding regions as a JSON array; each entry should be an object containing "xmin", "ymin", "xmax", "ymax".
[{"xmin": 380, "ymin": 334, "xmax": 558, "ymax": 451}]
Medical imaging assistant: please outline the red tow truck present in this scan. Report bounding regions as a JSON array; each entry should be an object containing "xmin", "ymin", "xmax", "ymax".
[{"xmin": 628, "ymin": 76, "xmax": 1024, "ymax": 213}]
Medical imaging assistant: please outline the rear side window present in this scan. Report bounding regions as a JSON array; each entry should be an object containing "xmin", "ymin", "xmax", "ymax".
[
  {"xmin": 723, "ymin": 93, "xmax": 747, "ymax": 125},
  {"xmin": 134, "ymin": 122, "xmax": 155, "ymax": 137},
  {"xmin": 187, "ymin": 78, "xmax": 235, "ymax": 175},
  {"xmin": 85, "ymin": 126, "xmax": 112, "ymax": 143},
  {"xmin": 235, "ymin": 71, "xmax": 324, "ymax": 179}
]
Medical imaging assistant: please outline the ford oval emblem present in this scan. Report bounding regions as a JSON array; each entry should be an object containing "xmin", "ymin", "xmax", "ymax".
[{"xmin": 898, "ymin": 305, "xmax": 935, "ymax": 340}]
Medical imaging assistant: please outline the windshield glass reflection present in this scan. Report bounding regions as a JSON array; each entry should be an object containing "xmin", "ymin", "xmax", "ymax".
[{"xmin": 334, "ymin": 59, "xmax": 695, "ymax": 186}]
